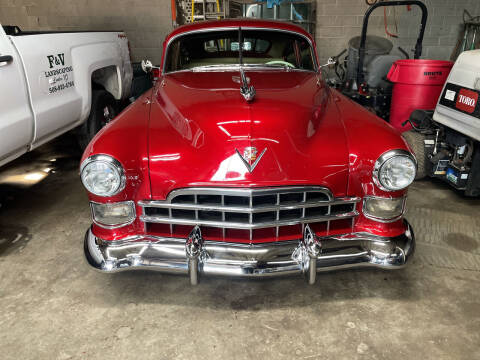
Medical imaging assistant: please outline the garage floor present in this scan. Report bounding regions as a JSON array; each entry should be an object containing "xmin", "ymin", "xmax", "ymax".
[{"xmin": 1, "ymin": 136, "xmax": 479, "ymax": 360}]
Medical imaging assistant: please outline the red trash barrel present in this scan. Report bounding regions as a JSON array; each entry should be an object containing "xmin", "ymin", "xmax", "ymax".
[{"xmin": 387, "ymin": 59, "xmax": 453, "ymax": 132}]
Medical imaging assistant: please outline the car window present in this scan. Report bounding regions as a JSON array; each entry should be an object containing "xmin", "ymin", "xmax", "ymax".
[
  {"xmin": 164, "ymin": 29, "xmax": 315, "ymax": 72},
  {"xmin": 254, "ymin": 39, "xmax": 270, "ymax": 52}
]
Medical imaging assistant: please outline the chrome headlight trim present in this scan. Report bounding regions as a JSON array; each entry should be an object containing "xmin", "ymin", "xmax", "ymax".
[
  {"xmin": 80, "ymin": 154, "xmax": 126, "ymax": 197},
  {"xmin": 373, "ymin": 149, "xmax": 417, "ymax": 192},
  {"xmin": 90, "ymin": 200, "xmax": 136, "ymax": 229},
  {"xmin": 362, "ymin": 196, "xmax": 406, "ymax": 223}
]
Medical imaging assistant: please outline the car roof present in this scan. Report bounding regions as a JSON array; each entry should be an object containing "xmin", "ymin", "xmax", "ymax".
[{"xmin": 165, "ymin": 19, "xmax": 314, "ymax": 43}]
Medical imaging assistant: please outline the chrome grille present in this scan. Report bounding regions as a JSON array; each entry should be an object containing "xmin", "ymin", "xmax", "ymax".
[{"xmin": 139, "ymin": 187, "xmax": 360, "ymax": 241}]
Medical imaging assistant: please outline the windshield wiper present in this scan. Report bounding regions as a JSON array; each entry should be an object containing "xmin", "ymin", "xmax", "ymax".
[
  {"xmin": 191, "ymin": 64, "xmax": 236, "ymax": 72},
  {"xmin": 261, "ymin": 63, "xmax": 292, "ymax": 70}
]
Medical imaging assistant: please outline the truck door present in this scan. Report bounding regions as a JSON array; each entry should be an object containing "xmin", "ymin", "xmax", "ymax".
[
  {"xmin": 10, "ymin": 33, "xmax": 82, "ymax": 148},
  {"xmin": 0, "ymin": 26, "xmax": 34, "ymax": 167}
]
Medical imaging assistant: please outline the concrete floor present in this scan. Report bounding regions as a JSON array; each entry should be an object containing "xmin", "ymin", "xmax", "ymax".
[{"xmin": 0, "ymin": 135, "xmax": 479, "ymax": 360}]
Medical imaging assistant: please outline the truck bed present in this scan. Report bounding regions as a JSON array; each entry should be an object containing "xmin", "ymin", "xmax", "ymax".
[{"xmin": 2, "ymin": 25, "xmax": 123, "ymax": 36}]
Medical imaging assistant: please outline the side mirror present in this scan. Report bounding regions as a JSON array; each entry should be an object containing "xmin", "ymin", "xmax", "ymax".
[
  {"xmin": 141, "ymin": 59, "xmax": 159, "ymax": 73},
  {"xmin": 320, "ymin": 57, "xmax": 337, "ymax": 68}
]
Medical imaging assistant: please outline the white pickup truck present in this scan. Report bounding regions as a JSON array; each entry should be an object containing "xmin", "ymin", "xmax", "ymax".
[{"xmin": 0, "ymin": 25, "xmax": 133, "ymax": 167}]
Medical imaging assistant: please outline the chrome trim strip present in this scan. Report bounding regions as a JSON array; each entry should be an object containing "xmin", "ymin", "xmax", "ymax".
[
  {"xmin": 138, "ymin": 197, "xmax": 360, "ymax": 213},
  {"xmin": 163, "ymin": 27, "xmax": 318, "ymax": 74},
  {"xmin": 167, "ymin": 66, "xmax": 316, "ymax": 76},
  {"xmin": 84, "ymin": 220, "xmax": 415, "ymax": 283},
  {"xmin": 161, "ymin": 186, "xmax": 334, "ymax": 200},
  {"xmin": 139, "ymin": 211, "xmax": 358, "ymax": 229}
]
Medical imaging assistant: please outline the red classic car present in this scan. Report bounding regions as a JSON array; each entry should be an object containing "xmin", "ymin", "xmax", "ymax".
[{"xmin": 81, "ymin": 19, "xmax": 416, "ymax": 285}]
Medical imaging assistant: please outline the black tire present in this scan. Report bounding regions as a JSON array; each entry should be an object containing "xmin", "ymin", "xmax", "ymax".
[
  {"xmin": 77, "ymin": 90, "xmax": 117, "ymax": 149},
  {"xmin": 402, "ymin": 130, "xmax": 427, "ymax": 180}
]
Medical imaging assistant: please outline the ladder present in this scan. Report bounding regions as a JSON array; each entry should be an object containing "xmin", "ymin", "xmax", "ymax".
[{"xmin": 451, "ymin": 10, "xmax": 480, "ymax": 60}]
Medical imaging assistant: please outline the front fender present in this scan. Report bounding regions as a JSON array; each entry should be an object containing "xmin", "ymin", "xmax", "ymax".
[
  {"xmin": 333, "ymin": 90, "xmax": 412, "ymax": 237},
  {"xmin": 81, "ymin": 90, "xmax": 152, "ymax": 240}
]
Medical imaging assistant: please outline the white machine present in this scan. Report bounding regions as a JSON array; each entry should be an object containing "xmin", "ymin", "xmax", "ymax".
[
  {"xmin": 0, "ymin": 25, "xmax": 133, "ymax": 167},
  {"xmin": 403, "ymin": 50, "xmax": 480, "ymax": 196}
]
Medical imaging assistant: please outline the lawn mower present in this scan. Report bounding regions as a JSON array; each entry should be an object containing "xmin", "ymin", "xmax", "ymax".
[
  {"xmin": 402, "ymin": 50, "xmax": 480, "ymax": 196},
  {"xmin": 329, "ymin": 0, "xmax": 428, "ymax": 121}
]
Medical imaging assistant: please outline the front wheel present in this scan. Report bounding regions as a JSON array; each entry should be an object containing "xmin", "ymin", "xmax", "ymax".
[
  {"xmin": 402, "ymin": 130, "xmax": 427, "ymax": 180},
  {"xmin": 77, "ymin": 90, "xmax": 117, "ymax": 149}
]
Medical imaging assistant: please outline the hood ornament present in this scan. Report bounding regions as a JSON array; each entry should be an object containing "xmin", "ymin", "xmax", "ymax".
[
  {"xmin": 237, "ymin": 27, "xmax": 255, "ymax": 102},
  {"xmin": 236, "ymin": 146, "xmax": 266, "ymax": 173},
  {"xmin": 239, "ymin": 67, "xmax": 255, "ymax": 102}
]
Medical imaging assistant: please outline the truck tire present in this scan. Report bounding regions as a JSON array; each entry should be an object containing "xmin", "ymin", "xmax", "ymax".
[
  {"xmin": 77, "ymin": 90, "xmax": 117, "ymax": 149},
  {"xmin": 402, "ymin": 130, "xmax": 427, "ymax": 180}
]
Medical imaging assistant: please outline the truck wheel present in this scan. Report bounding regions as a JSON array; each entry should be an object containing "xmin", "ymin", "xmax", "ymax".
[
  {"xmin": 77, "ymin": 90, "xmax": 117, "ymax": 149},
  {"xmin": 402, "ymin": 130, "xmax": 427, "ymax": 180}
]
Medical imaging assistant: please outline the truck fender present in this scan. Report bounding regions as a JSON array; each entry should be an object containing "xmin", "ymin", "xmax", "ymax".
[{"xmin": 71, "ymin": 42, "xmax": 124, "ymax": 124}]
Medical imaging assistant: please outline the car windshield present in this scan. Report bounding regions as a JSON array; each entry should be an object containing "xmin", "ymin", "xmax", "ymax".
[{"xmin": 164, "ymin": 29, "xmax": 316, "ymax": 73}]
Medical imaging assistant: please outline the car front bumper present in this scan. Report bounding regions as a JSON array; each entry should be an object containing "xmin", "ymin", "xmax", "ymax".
[{"xmin": 84, "ymin": 220, "xmax": 414, "ymax": 285}]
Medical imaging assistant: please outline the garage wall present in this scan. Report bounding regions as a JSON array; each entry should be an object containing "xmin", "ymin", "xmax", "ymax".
[
  {"xmin": 0, "ymin": 0, "xmax": 173, "ymax": 64},
  {"xmin": 315, "ymin": 0, "xmax": 480, "ymax": 65},
  {"xmin": 1, "ymin": 0, "xmax": 479, "ymax": 66}
]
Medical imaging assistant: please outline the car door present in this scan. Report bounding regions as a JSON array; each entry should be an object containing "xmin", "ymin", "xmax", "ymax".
[{"xmin": 0, "ymin": 26, "xmax": 34, "ymax": 167}]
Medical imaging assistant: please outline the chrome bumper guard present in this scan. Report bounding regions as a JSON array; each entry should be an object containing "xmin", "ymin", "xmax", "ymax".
[{"xmin": 84, "ymin": 221, "xmax": 414, "ymax": 285}]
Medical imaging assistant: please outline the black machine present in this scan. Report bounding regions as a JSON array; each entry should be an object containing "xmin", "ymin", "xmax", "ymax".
[
  {"xmin": 403, "ymin": 109, "xmax": 480, "ymax": 197},
  {"xmin": 329, "ymin": 0, "xmax": 428, "ymax": 121}
]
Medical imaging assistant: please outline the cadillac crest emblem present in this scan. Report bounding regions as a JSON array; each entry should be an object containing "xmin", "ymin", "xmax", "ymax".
[{"xmin": 236, "ymin": 146, "xmax": 267, "ymax": 173}]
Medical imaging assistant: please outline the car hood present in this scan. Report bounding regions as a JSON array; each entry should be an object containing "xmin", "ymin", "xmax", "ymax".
[{"xmin": 148, "ymin": 71, "xmax": 350, "ymax": 199}]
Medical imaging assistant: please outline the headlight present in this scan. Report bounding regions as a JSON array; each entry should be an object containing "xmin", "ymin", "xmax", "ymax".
[
  {"xmin": 373, "ymin": 150, "xmax": 416, "ymax": 191},
  {"xmin": 363, "ymin": 196, "xmax": 405, "ymax": 222},
  {"xmin": 91, "ymin": 201, "xmax": 136, "ymax": 228},
  {"xmin": 80, "ymin": 155, "xmax": 125, "ymax": 197}
]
